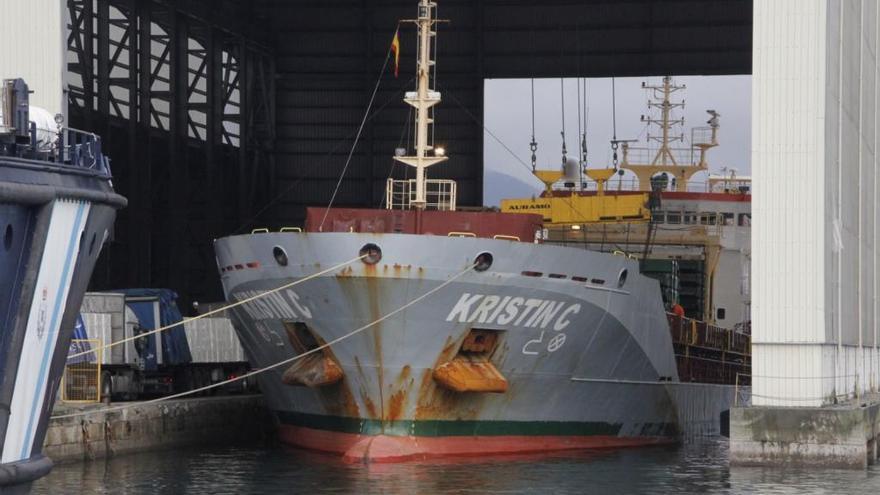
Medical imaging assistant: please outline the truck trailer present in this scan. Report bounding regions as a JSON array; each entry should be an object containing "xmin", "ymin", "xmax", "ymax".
[{"xmin": 75, "ymin": 289, "xmax": 253, "ymax": 401}]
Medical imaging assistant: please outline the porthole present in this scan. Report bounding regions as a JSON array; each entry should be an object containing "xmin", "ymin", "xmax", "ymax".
[
  {"xmin": 273, "ymin": 246, "xmax": 289, "ymax": 266},
  {"xmin": 3, "ymin": 224, "xmax": 12, "ymax": 251},
  {"xmin": 617, "ymin": 268, "xmax": 628, "ymax": 288},
  {"xmin": 88, "ymin": 232, "xmax": 97, "ymax": 256},
  {"xmin": 359, "ymin": 243, "xmax": 382, "ymax": 264},
  {"xmin": 473, "ymin": 252, "xmax": 493, "ymax": 272}
]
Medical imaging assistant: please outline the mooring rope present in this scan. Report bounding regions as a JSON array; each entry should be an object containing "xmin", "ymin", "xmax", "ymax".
[
  {"xmin": 52, "ymin": 263, "xmax": 475, "ymax": 420},
  {"xmin": 67, "ymin": 254, "xmax": 367, "ymax": 360}
]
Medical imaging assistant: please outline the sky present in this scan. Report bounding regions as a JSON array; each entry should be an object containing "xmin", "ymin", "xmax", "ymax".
[{"xmin": 482, "ymin": 75, "xmax": 752, "ymax": 205}]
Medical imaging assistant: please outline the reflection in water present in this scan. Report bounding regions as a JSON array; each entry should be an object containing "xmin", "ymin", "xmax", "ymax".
[{"xmin": 29, "ymin": 439, "xmax": 880, "ymax": 494}]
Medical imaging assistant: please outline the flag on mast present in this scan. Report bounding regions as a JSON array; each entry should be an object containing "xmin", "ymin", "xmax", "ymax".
[{"xmin": 391, "ymin": 28, "xmax": 400, "ymax": 78}]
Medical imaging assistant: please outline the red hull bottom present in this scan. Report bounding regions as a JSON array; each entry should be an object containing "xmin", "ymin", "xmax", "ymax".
[{"xmin": 279, "ymin": 425, "xmax": 677, "ymax": 463}]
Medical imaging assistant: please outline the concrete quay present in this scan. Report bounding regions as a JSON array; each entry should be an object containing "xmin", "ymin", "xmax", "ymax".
[
  {"xmin": 43, "ymin": 395, "xmax": 272, "ymax": 464},
  {"xmin": 730, "ymin": 397, "xmax": 880, "ymax": 469}
]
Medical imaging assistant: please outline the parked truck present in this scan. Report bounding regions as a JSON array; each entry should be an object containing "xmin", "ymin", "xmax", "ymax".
[{"xmin": 75, "ymin": 289, "xmax": 254, "ymax": 401}]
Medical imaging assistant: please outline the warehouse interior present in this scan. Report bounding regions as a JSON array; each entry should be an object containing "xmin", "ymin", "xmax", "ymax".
[{"xmin": 66, "ymin": 0, "xmax": 752, "ymax": 304}]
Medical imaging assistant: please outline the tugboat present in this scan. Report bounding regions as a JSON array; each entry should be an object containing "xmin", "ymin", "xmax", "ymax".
[
  {"xmin": 215, "ymin": 0, "xmax": 691, "ymax": 463},
  {"xmin": 499, "ymin": 75, "xmax": 752, "ymax": 429},
  {"xmin": 0, "ymin": 78, "xmax": 124, "ymax": 485}
]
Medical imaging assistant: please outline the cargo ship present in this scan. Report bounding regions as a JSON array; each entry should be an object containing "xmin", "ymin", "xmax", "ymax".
[
  {"xmin": 214, "ymin": 0, "xmax": 750, "ymax": 462},
  {"xmin": 499, "ymin": 75, "xmax": 752, "ymax": 388},
  {"xmin": 0, "ymin": 78, "xmax": 124, "ymax": 485}
]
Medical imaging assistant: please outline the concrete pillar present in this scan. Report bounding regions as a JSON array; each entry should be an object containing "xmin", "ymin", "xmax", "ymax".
[
  {"xmin": 732, "ymin": 0, "xmax": 880, "ymax": 468},
  {"xmin": 0, "ymin": 0, "xmax": 68, "ymax": 117},
  {"xmin": 751, "ymin": 0, "xmax": 879, "ymax": 408}
]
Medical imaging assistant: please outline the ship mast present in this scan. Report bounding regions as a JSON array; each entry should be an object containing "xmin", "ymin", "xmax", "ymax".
[
  {"xmin": 394, "ymin": 0, "xmax": 447, "ymax": 210},
  {"xmin": 618, "ymin": 75, "xmax": 719, "ymax": 191},
  {"xmin": 642, "ymin": 76, "xmax": 685, "ymax": 167}
]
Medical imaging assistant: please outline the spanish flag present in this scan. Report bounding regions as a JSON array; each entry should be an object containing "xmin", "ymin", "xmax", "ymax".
[{"xmin": 391, "ymin": 28, "xmax": 400, "ymax": 78}]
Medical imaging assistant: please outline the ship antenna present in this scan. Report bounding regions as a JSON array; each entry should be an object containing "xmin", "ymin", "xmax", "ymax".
[
  {"xmin": 529, "ymin": 78, "xmax": 538, "ymax": 172},
  {"xmin": 528, "ymin": 23, "xmax": 538, "ymax": 173},
  {"xmin": 391, "ymin": 0, "xmax": 448, "ymax": 210}
]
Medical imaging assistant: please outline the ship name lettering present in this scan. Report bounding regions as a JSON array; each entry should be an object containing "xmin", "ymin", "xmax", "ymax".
[
  {"xmin": 495, "ymin": 297, "xmax": 524, "ymax": 325},
  {"xmin": 553, "ymin": 304, "xmax": 580, "ymax": 331},
  {"xmin": 446, "ymin": 293, "xmax": 581, "ymax": 330},
  {"xmin": 234, "ymin": 289, "xmax": 313, "ymax": 321}
]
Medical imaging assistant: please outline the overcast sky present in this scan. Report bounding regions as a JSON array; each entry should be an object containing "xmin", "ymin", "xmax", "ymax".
[{"xmin": 482, "ymin": 75, "xmax": 751, "ymax": 205}]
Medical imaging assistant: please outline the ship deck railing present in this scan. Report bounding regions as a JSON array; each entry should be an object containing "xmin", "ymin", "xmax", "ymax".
[
  {"xmin": 668, "ymin": 313, "xmax": 751, "ymax": 385},
  {"xmin": 2, "ymin": 124, "xmax": 111, "ymax": 176},
  {"xmin": 544, "ymin": 177, "xmax": 751, "ymax": 195},
  {"xmin": 621, "ymin": 146, "xmax": 702, "ymax": 169}
]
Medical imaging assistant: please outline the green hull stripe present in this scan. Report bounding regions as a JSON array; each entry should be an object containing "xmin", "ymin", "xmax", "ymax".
[{"xmin": 276, "ymin": 411, "xmax": 678, "ymax": 438}]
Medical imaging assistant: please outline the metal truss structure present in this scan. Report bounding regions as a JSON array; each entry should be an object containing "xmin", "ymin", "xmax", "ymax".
[
  {"xmin": 64, "ymin": 0, "xmax": 751, "ymax": 305},
  {"xmin": 67, "ymin": 0, "xmax": 275, "ymax": 302}
]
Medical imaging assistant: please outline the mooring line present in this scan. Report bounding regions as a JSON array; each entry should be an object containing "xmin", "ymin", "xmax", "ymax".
[
  {"xmin": 53, "ymin": 263, "xmax": 475, "ymax": 420},
  {"xmin": 67, "ymin": 254, "xmax": 367, "ymax": 360}
]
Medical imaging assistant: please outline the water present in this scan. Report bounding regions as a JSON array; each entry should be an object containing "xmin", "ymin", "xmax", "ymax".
[{"xmin": 29, "ymin": 440, "xmax": 880, "ymax": 494}]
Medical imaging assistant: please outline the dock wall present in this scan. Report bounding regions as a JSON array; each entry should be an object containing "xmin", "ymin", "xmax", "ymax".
[
  {"xmin": 730, "ymin": 400, "xmax": 880, "ymax": 468},
  {"xmin": 43, "ymin": 395, "xmax": 272, "ymax": 463}
]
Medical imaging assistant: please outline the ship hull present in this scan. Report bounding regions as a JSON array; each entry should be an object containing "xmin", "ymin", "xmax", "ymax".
[
  {"xmin": 279, "ymin": 425, "xmax": 673, "ymax": 463},
  {"xmin": 215, "ymin": 232, "xmax": 682, "ymax": 461},
  {"xmin": 0, "ymin": 157, "xmax": 124, "ymax": 485}
]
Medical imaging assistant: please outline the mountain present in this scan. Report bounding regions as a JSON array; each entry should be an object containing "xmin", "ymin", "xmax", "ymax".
[{"xmin": 482, "ymin": 169, "xmax": 542, "ymax": 207}]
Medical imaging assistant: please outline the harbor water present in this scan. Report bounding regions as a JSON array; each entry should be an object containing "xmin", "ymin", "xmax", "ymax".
[{"xmin": 30, "ymin": 439, "xmax": 880, "ymax": 494}]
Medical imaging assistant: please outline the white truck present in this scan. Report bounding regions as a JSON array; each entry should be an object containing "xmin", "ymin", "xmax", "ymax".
[{"xmin": 77, "ymin": 290, "xmax": 254, "ymax": 401}]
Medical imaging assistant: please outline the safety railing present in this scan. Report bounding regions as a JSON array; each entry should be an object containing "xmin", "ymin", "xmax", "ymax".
[
  {"xmin": 668, "ymin": 314, "xmax": 750, "ymax": 356},
  {"xmin": 2, "ymin": 122, "xmax": 112, "ymax": 176},
  {"xmin": 33, "ymin": 125, "xmax": 111, "ymax": 174},
  {"xmin": 60, "ymin": 127, "xmax": 109, "ymax": 173},
  {"xmin": 385, "ymin": 178, "xmax": 457, "ymax": 211},
  {"xmin": 249, "ymin": 227, "xmax": 304, "ymax": 234},
  {"xmin": 548, "ymin": 177, "xmax": 750, "ymax": 195},
  {"xmin": 622, "ymin": 146, "xmax": 699, "ymax": 167},
  {"xmin": 492, "ymin": 234, "xmax": 520, "ymax": 241},
  {"xmin": 61, "ymin": 339, "xmax": 102, "ymax": 403},
  {"xmin": 691, "ymin": 126, "xmax": 716, "ymax": 147},
  {"xmin": 668, "ymin": 313, "xmax": 750, "ymax": 386},
  {"xmin": 735, "ymin": 372, "xmax": 860, "ymax": 407}
]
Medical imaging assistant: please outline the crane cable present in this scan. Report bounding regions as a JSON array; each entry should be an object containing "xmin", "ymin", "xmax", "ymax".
[
  {"xmin": 576, "ymin": 77, "xmax": 582, "ymax": 167},
  {"xmin": 611, "ymin": 77, "xmax": 619, "ymax": 169},
  {"xmin": 67, "ymin": 255, "xmax": 366, "ymax": 360},
  {"xmin": 528, "ymin": 23, "xmax": 538, "ymax": 172},
  {"xmin": 581, "ymin": 77, "xmax": 589, "ymax": 168},
  {"xmin": 53, "ymin": 263, "xmax": 476, "ymax": 420},
  {"xmin": 560, "ymin": 77, "xmax": 567, "ymax": 166},
  {"xmin": 529, "ymin": 77, "xmax": 537, "ymax": 172}
]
